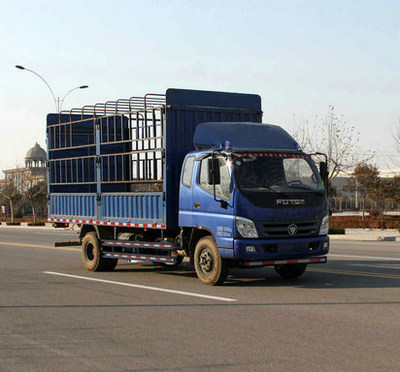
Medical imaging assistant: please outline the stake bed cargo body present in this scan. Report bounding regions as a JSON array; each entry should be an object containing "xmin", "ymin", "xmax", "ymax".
[
  {"xmin": 48, "ymin": 89, "xmax": 261, "ymax": 228},
  {"xmin": 48, "ymin": 88, "xmax": 329, "ymax": 285}
]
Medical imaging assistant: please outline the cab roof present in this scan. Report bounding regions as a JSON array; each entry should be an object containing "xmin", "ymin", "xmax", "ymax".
[{"xmin": 193, "ymin": 122, "xmax": 300, "ymax": 152}]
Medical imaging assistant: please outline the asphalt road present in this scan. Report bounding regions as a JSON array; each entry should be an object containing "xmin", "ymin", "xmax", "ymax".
[{"xmin": 1, "ymin": 226, "xmax": 400, "ymax": 371}]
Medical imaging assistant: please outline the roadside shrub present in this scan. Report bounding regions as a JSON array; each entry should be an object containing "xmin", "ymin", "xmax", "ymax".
[
  {"xmin": 368, "ymin": 209, "xmax": 379, "ymax": 217},
  {"xmin": 329, "ymin": 228, "xmax": 345, "ymax": 235}
]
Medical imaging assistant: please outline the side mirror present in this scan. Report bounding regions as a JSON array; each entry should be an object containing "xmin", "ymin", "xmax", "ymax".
[
  {"xmin": 319, "ymin": 162, "xmax": 328, "ymax": 187},
  {"xmin": 207, "ymin": 158, "xmax": 221, "ymax": 185}
]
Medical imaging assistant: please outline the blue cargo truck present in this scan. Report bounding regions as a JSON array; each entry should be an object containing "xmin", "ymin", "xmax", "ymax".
[{"xmin": 47, "ymin": 88, "xmax": 329, "ymax": 285}]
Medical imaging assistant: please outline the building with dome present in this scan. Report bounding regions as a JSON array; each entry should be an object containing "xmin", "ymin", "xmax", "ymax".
[
  {"xmin": 24, "ymin": 143, "xmax": 47, "ymax": 168},
  {"xmin": 1, "ymin": 143, "xmax": 47, "ymax": 192}
]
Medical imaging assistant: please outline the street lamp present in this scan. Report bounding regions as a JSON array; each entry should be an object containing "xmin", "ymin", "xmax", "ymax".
[{"xmin": 15, "ymin": 65, "xmax": 89, "ymax": 112}]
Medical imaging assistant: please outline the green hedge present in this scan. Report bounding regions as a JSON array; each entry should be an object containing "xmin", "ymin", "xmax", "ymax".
[{"xmin": 329, "ymin": 227, "xmax": 345, "ymax": 235}]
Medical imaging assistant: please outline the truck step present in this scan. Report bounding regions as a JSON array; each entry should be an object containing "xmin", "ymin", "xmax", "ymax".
[
  {"xmin": 101, "ymin": 240, "xmax": 179, "ymax": 264},
  {"xmin": 103, "ymin": 252, "xmax": 177, "ymax": 263},
  {"xmin": 102, "ymin": 240, "xmax": 178, "ymax": 250}
]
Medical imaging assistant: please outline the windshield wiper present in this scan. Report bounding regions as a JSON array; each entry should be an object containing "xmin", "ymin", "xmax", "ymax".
[
  {"xmin": 264, "ymin": 186, "xmax": 281, "ymax": 194},
  {"xmin": 287, "ymin": 184, "xmax": 324, "ymax": 194},
  {"xmin": 261, "ymin": 185, "xmax": 287, "ymax": 196},
  {"xmin": 240, "ymin": 185, "xmax": 286, "ymax": 195}
]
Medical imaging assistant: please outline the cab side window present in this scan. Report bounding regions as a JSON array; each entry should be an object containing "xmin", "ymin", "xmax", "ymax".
[
  {"xmin": 199, "ymin": 157, "xmax": 231, "ymax": 200},
  {"xmin": 182, "ymin": 156, "xmax": 195, "ymax": 188}
]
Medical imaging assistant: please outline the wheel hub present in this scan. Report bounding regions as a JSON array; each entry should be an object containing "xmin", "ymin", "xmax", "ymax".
[
  {"xmin": 199, "ymin": 249, "xmax": 213, "ymax": 273},
  {"xmin": 86, "ymin": 243, "xmax": 94, "ymax": 261}
]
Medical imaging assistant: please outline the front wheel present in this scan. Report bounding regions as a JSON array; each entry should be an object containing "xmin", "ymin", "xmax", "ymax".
[
  {"xmin": 274, "ymin": 263, "xmax": 307, "ymax": 279},
  {"xmin": 194, "ymin": 236, "xmax": 230, "ymax": 285}
]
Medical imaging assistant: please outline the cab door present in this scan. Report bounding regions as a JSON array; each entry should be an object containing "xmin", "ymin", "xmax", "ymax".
[
  {"xmin": 178, "ymin": 155, "xmax": 195, "ymax": 227},
  {"xmin": 192, "ymin": 155, "xmax": 235, "ymax": 250}
]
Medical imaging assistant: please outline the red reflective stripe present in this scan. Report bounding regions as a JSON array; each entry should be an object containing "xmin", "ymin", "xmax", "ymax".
[
  {"xmin": 238, "ymin": 152, "xmax": 308, "ymax": 159},
  {"xmin": 50, "ymin": 218, "xmax": 166, "ymax": 229},
  {"xmin": 104, "ymin": 253, "xmax": 176, "ymax": 262},
  {"xmin": 310, "ymin": 258, "xmax": 323, "ymax": 263}
]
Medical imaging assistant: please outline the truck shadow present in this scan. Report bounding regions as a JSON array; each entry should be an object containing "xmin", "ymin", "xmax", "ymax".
[
  {"xmin": 115, "ymin": 259, "xmax": 400, "ymax": 289},
  {"xmin": 227, "ymin": 259, "xmax": 400, "ymax": 288}
]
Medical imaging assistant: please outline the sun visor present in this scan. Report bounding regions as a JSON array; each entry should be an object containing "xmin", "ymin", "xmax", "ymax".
[{"xmin": 193, "ymin": 122, "xmax": 300, "ymax": 151}]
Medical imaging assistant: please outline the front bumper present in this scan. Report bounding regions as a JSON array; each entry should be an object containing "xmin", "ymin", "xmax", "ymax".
[{"xmin": 233, "ymin": 235, "xmax": 329, "ymax": 261}]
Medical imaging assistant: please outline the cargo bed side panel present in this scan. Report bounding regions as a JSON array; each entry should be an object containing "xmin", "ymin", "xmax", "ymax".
[{"xmin": 49, "ymin": 192, "xmax": 164, "ymax": 226}]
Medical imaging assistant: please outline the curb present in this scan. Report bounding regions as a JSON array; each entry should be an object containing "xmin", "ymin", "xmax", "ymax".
[
  {"xmin": 329, "ymin": 234, "xmax": 400, "ymax": 241},
  {"xmin": 0, "ymin": 223, "xmax": 54, "ymax": 228}
]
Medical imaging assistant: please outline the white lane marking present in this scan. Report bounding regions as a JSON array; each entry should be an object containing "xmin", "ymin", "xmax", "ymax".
[
  {"xmin": 350, "ymin": 263, "xmax": 400, "ymax": 269},
  {"xmin": 330, "ymin": 254, "xmax": 400, "ymax": 261},
  {"xmin": 43, "ymin": 271, "xmax": 237, "ymax": 302}
]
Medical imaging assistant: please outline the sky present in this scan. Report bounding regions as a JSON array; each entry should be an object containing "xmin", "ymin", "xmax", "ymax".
[{"xmin": 0, "ymin": 0, "xmax": 399, "ymax": 174}]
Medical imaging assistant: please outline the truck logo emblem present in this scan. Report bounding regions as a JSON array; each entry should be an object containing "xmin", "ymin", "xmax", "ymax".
[
  {"xmin": 288, "ymin": 223, "xmax": 298, "ymax": 236},
  {"xmin": 276, "ymin": 199, "xmax": 306, "ymax": 206}
]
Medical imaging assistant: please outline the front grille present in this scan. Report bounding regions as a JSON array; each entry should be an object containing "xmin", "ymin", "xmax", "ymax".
[{"xmin": 260, "ymin": 220, "xmax": 319, "ymax": 238}]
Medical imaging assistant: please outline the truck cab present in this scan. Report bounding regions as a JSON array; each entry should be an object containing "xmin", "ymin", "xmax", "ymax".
[{"xmin": 179, "ymin": 122, "xmax": 329, "ymax": 284}]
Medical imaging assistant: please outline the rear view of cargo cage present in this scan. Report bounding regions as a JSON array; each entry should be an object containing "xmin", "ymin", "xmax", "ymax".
[{"xmin": 48, "ymin": 88, "xmax": 329, "ymax": 285}]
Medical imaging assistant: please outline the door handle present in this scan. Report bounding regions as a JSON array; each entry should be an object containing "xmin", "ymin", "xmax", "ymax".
[{"xmin": 194, "ymin": 202, "xmax": 201, "ymax": 209}]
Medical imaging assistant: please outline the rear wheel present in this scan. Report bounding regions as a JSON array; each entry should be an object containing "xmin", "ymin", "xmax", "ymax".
[
  {"xmin": 82, "ymin": 232, "xmax": 117, "ymax": 272},
  {"xmin": 194, "ymin": 236, "xmax": 230, "ymax": 285},
  {"xmin": 274, "ymin": 263, "xmax": 307, "ymax": 279},
  {"xmin": 104, "ymin": 258, "xmax": 118, "ymax": 271}
]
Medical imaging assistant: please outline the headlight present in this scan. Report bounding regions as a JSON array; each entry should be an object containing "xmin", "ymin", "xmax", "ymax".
[
  {"xmin": 236, "ymin": 217, "xmax": 258, "ymax": 238},
  {"xmin": 319, "ymin": 215, "xmax": 329, "ymax": 235}
]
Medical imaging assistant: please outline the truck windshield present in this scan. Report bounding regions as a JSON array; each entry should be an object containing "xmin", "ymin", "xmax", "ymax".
[{"xmin": 232, "ymin": 153, "xmax": 324, "ymax": 193}]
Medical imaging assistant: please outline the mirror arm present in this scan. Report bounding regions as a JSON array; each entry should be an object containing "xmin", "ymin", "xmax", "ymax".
[{"xmin": 211, "ymin": 151, "xmax": 228, "ymax": 209}]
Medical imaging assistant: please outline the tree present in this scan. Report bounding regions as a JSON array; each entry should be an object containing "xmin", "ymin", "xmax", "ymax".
[
  {"xmin": 0, "ymin": 181, "xmax": 22, "ymax": 223},
  {"xmin": 327, "ymin": 179, "xmax": 337, "ymax": 214},
  {"xmin": 391, "ymin": 116, "xmax": 400, "ymax": 166},
  {"xmin": 346, "ymin": 163, "xmax": 382, "ymax": 219},
  {"xmin": 383, "ymin": 176, "xmax": 400, "ymax": 209},
  {"xmin": 289, "ymin": 106, "xmax": 373, "ymax": 181},
  {"xmin": 21, "ymin": 175, "xmax": 47, "ymax": 224}
]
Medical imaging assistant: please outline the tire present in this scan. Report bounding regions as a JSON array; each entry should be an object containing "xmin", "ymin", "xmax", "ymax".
[
  {"xmin": 104, "ymin": 258, "xmax": 118, "ymax": 271},
  {"xmin": 274, "ymin": 263, "xmax": 307, "ymax": 279},
  {"xmin": 194, "ymin": 236, "xmax": 230, "ymax": 285},
  {"xmin": 82, "ymin": 232, "xmax": 117, "ymax": 272}
]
